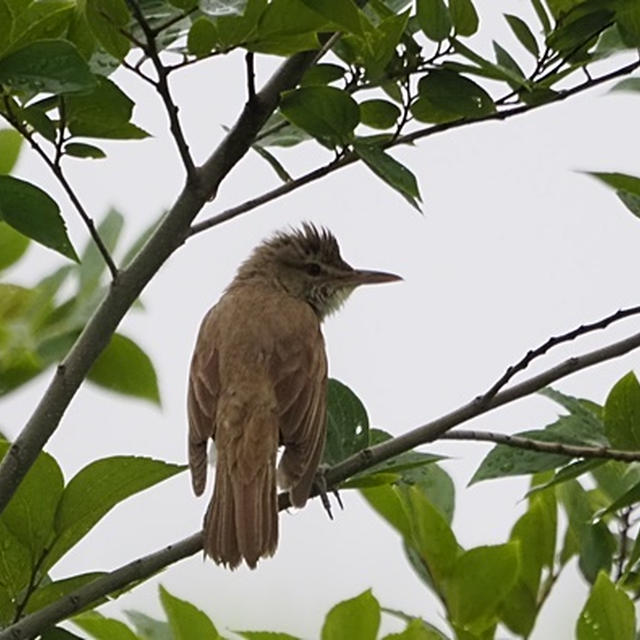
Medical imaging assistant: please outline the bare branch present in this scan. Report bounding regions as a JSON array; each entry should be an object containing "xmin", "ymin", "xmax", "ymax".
[
  {"xmin": 189, "ymin": 57, "xmax": 640, "ymax": 238},
  {"xmin": 441, "ymin": 429, "xmax": 640, "ymax": 463},
  {"xmin": 1, "ymin": 100, "xmax": 119, "ymax": 279}
]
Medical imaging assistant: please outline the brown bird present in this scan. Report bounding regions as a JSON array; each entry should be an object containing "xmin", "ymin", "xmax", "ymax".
[{"xmin": 187, "ymin": 223, "xmax": 401, "ymax": 569}]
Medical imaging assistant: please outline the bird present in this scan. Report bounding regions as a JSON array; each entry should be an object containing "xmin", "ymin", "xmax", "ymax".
[{"xmin": 187, "ymin": 223, "xmax": 401, "ymax": 569}]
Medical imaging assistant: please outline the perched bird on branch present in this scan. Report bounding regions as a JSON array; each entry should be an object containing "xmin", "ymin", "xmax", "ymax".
[{"xmin": 187, "ymin": 223, "xmax": 400, "ymax": 569}]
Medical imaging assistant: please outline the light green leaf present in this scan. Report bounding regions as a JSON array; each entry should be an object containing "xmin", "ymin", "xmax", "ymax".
[
  {"xmin": 124, "ymin": 610, "xmax": 172, "ymax": 640},
  {"xmin": 0, "ymin": 40, "xmax": 96, "ymax": 94},
  {"xmin": 354, "ymin": 142, "xmax": 422, "ymax": 210},
  {"xmin": 450, "ymin": 0, "xmax": 478, "ymax": 36},
  {"xmin": 576, "ymin": 572, "xmax": 635, "ymax": 640},
  {"xmin": 0, "ymin": 221, "xmax": 28, "ymax": 270},
  {"xmin": 44, "ymin": 456, "xmax": 185, "ymax": 570},
  {"xmin": 505, "ymin": 14, "xmax": 539, "ymax": 57},
  {"xmin": 448, "ymin": 543, "xmax": 520, "ymax": 628},
  {"xmin": 321, "ymin": 590, "xmax": 380, "ymax": 640},
  {"xmin": 280, "ymin": 86, "xmax": 359, "ymax": 147},
  {"xmin": 604, "ymin": 371, "xmax": 640, "ymax": 450},
  {"xmin": 361, "ymin": 484, "xmax": 412, "ymax": 540},
  {"xmin": 160, "ymin": 585, "xmax": 221, "ymax": 639},
  {"xmin": 359, "ymin": 99, "xmax": 401, "ymax": 130},
  {"xmin": 87, "ymin": 333, "xmax": 160, "ymax": 404},
  {"xmin": 0, "ymin": 128, "xmax": 23, "ymax": 174},
  {"xmin": 74, "ymin": 611, "xmax": 142, "ymax": 640},
  {"xmin": 382, "ymin": 617, "xmax": 450, "ymax": 639},
  {"xmin": 324, "ymin": 378, "xmax": 369, "ymax": 466},
  {"xmin": 0, "ymin": 175, "xmax": 78, "ymax": 261},
  {"xmin": 0, "ymin": 519, "xmax": 31, "ymax": 607},
  {"xmin": 416, "ymin": 0, "xmax": 451, "ymax": 42},
  {"xmin": 236, "ymin": 633, "xmax": 301, "ymax": 640}
]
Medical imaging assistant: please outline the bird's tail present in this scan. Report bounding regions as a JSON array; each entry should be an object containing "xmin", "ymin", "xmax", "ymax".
[{"xmin": 203, "ymin": 456, "xmax": 278, "ymax": 569}]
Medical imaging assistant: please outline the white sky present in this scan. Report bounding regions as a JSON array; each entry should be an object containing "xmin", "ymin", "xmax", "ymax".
[{"xmin": 3, "ymin": 1, "xmax": 640, "ymax": 638}]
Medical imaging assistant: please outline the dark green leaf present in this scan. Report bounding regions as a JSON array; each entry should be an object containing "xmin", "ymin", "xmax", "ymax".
[
  {"xmin": 44, "ymin": 456, "xmax": 185, "ymax": 570},
  {"xmin": 324, "ymin": 378, "xmax": 369, "ymax": 465},
  {"xmin": 576, "ymin": 572, "xmax": 635, "ymax": 639},
  {"xmin": 416, "ymin": 0, "xmax": 451, "ymax": 42},
  {"xmin": 540, "ymin": 387, "xmax": 605, "ymax": 426},
  {"xmin": 616, "ymin": 0, "xmax": 640, "ymax": 47},
  {"xmin": 73, "ymin": 611, "xmax": 141, "ymax": 640},
  {"xmin": 410, "ymin": 97, "xmax": 457, "ymax": 124},
  {"xmin": 125, "ymin": 610, "xmax": 172, "ymax": 640},
  {"xmin": 299, "ymin": 0, "xmax": 364, "ymax": 35},
  {"xmin": 418, "ymin": 69, "xmax": 495, "ymax": 118},
  {"xmin": 321, "ymin": 590, "xmax": 380, "ymax": 640},
  {"xmin": 579, "ymin": 520, "xmax": 616, "ymax": 583},
  {"xmin": 25, "ymin": 573, "xmax": 106, "ymax": 614},
  {"xmin": 85, "ymin": 0, "xmax": 131, "ymax": 59},
  {"xmin": 527, "ymin": 459, "xmax": 605, "ymax": 496},
  {"xmin": 280, "ymin": 86, "xmax": 359, "ymax": 147},
  {"xmin": 505, "ymin": 14, "xmax": 539, "ymax": 57},
  {"xmin": 301, "ymin": 63, "xmax": 345, "ymax": 86},
  {"xmin": 64, "ymin": 142, "xmax": 106, "ymax": 159},
  {"xmin": 41, "ymin": 628, "xmax": 85, "ymax": 640},
  {"xmin": 586, "ymin": 171, "xmax": 640, "ymax": 197},
  {"xmin": 610, "ymin": 79, "xmax": 640, "ymax": 93},
  {"xmin": 187, "ymin": 17, "xmax": 218, "ymax": 56},
  {"xmin": 257, "ymin": 0, "xmax": 326, "ymax": 39},
  {"xmin": 0, "ymin": 175, "xmax": 78, "ymax": 261},
  {"xmin": 160, "ymin": 585, "xmax": 221, "ymax": 639},
  {"xmin": 493, "ymin": 42, "xmax": 525, "ymax": 84},
  {"xmin": 546, "ymin": 9, "xmax": 613, "ymax": 54},
  {"xmin": 0, "ymin": 128, "xmax": 22, "ymax": 174},
  {"xmin": 359, "ymin": 99, "xmax": 400, "ymax": 129},
  {"xmin": 354, "ymin": 142, "xmax": 422, "ymax": 210},
  {"xmin": 251, "ymin": 143, "xmax": 292, "ymax": 182},
  {"xmin": 66, "ymin": 76, "xmax": 149, "ymax": 140},
  {"xmin": 87, "ymin": 333, "xmax": 160, "ymax": 404},
  {"xmin": 448, "ymin": 544, "xmax": 519, "ymax": 628},
  {"xmin": 450, "ymin": 0, "xmax": 478, "ymax": 36},
  {"xmin": 604, "ymin": 371, "xmax": 640, "ymax": 450},
  {"xmin": 0, "ymin": 221, "xmax": 28, "ymax": 270},
  {"xmin": 22, "ymin": 105, "xmax": 57, "ymax": 141}
]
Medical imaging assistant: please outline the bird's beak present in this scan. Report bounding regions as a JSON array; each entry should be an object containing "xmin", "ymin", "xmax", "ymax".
[{"xmin": 343, "ymin": 269, "xmax": 403, "ymax": 287}]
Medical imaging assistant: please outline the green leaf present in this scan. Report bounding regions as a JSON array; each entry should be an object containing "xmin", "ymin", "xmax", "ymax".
[
  {"xmin": 0, "ymin": 40, "xmax": 96, "ymax": 94},
  {"xmin": 74, "ymin": 611, "xmax": 142, "ymax": 640},
  {"xmin": 124, "ymin": 610, "xmax": 172, "ymax": 640},
  {"xmin": 0, "ymin": 520, "xmax": 31, "ymax": 604},
  {"xmin": 0, "ymin": 175, "xmax": 78, "ymax": 261},
  {"xmin": 66, "ymin": 76, "xmax": 149, "ymax": 140},
  {"xmin": 616, "ymin": 0, "xmax": 640, "ymax": 47},
  {"xmin": 359, "ymin": 99, "xmax": 401, "ymax": 130},
  {"xmin": 586, "ymin": 172, "xmax": 640, "ymax": 219},
  {"xmin": 160, "ymin": 585, "xmax": 221, "ymax": 639},
  {"xmin": 280, "ymin": 86, "xmax": 359, "ymax": 147},
  {"xmin": 299, "ymin": 0, "xmax": 364, "ymax": 35},
  {"xmin": 44, "ymin": 456, "xmax": 185, "ymax": 570},
  {"xmin": 64, "ymin": 142, "xmax": 106, "ymax": 159},
  {"xmin": 22, "ymin": 105, "xmax": 57, "ymax": 141},
  {"xmin": 546, "ymin": 8, "xmax": 613, "ymax": 54},
  {"xmin": 382, "ymin": 618, "xmax": 450, "ymax": 640},
  {"xmin": 576, "ymin": 572, "xmax": 635, "ymax": 640},
  {"xmin": 593, "ymin": 479, "xmax": 640, "ymax": 520},
  {"xmin": 505, "ymin": 14, "xmax": 540, "ymax": 57},
  {"xmin": 324, "ymin": 378, "xmax": 369, "ymax": 465},
  {"xmin": 410, "ymin": 97, "xmax": 457, "ymax": 124},
  {"xmin": 251, "ymin": 144, "xmax": 292, "ymax": 182},
  {"xmin": 0, "ymin": 221, "xmax": 28, "ymax": 270},
  {"xmin": 41, "ymin": 628, "xmax": 85, "ymax": 640},
  {"xmin": 360, "ymin": 484, "xmax": 412, "ymax": 540},
  {"xmin": 85, "ymin": 0, "xmax": 131, "ymax": 60},
  {"xmin": 0, "ymin": 440, "xmax": 63, "ymax": 565},
  {"xmin": 418, "ymin": 70, "xmax": 495, "ymax": 118},
  {"xmin": 0, "ymin": 128, "xmax": 23, "ymax": 174},
  {"xmin": 604, "ymin": 372, "xmax": 640, "ymax": 450},
  {"xmin": 416, "ymin": 0, "xmax": 451, "ymax": 42},
  {"xmin": 87, "ymin": 333, "xmax": 160, "ymax": 404},
  {"xmin": 450, "ymin": 0, "xmax": 478, "ymax": 36},
  {"xmin": 301, "ymin": 63, "xmax": 345, "ymax": 86},
  {"xmin": 25, "ymin": 572, "xmax": 106, "ymax": 614},
  {"xmin": 527, "ymin": 459, "xmax": 605, "ymax": 496},
  {"xmin": 8, "ymin": 0, "xmax": 74, "ymax": 55},
  {"xmin": 321, "ymin": 590, "xmax": 380, "ymax": 640},
  {"xmin": 354, "ymin": 142, "xmax": 422, "ymax": 210},
  {"xmin": 236, "ymin": 633, "xmax": 301, "ymax": 640},
  {"xmin": 447, "ymin": 544, "xmax": 520, "ymax": 629},
  {"xmin": 610, "ymin": 78, "xmax": 640, "ymax": 92},
  {"xmin": 187, "ymin": 17, "xmax": 218, "ymax": 56}
]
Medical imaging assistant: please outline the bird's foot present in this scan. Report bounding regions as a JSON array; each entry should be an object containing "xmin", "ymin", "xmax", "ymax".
[{"xmin": 313, "ymin": 464, "xmax": 343, "ymax": 520}]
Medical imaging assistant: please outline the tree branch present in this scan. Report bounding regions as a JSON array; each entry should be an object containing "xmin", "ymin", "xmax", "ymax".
[
  {"xmin": 189, "ymin": 57, "xmax": 640, "ymax": 237},
  {"xmin": 0, "ymin": 50, "xmax": 317, "ymax": 518},
  {"xmin": 441, "ymin": 429, "xmax": 640, "ymax": 462},
  {"xmin": 6, "ymin": 324, "xmax": 640, "ymax": 639}
]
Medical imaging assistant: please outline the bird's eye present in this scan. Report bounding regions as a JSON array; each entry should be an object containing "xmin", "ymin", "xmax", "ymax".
[{"xmin": 306, "ymin": 262, "xmax": 322, "ymax": 276}]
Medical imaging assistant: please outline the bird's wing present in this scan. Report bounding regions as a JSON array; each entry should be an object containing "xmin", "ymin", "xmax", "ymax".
[
  {"xmin": 273, "ymin": 325, "xmax": 328, "ymax": 508},
  {"xmin": 188, "ymin": 308, "xmax": 220, "ymax": 496}
]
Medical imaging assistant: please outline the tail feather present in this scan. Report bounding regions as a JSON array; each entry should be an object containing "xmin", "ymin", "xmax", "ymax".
[{"xmin": 203, "ymin": 459, "xmax": 278, "ymax": 569}]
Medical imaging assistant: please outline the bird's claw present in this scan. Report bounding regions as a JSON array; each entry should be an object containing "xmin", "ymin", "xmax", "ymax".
[{"xmin": 313, "ymin": 465, "xmax": 343, "ymax": 520}]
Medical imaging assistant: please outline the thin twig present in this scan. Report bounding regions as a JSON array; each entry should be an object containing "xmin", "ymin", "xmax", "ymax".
[
  {"xmin": 441, "ymin": 429, "xmax": 640, "ymax": 463},
  {"xmin": 479, "ymin": 304, "xmax": 640, "ymax": 406},
  {"xmin": 6, "ymin": 324, "xmax": 640, "ymax": 639},
  {"xmin": 126, "ymin": 0, "xmax": 198, "ymax": 182},
  {"xmin": 189, "ymin": 57, "xmax": 640, "ymax": 237},
  {"xmin": 1, "ymin": 99, "xmax": 119, "ymax": 279}
]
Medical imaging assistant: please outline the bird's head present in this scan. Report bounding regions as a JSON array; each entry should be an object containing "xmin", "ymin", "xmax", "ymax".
[{"xmin": 237, "ymin": 223, "xmax": 401, "ymax": 319}]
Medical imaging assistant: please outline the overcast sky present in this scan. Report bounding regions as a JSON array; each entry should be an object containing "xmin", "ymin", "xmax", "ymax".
[{"xmin": 4, "ymin": 2, "xmax": 640, "ymax": 638}]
